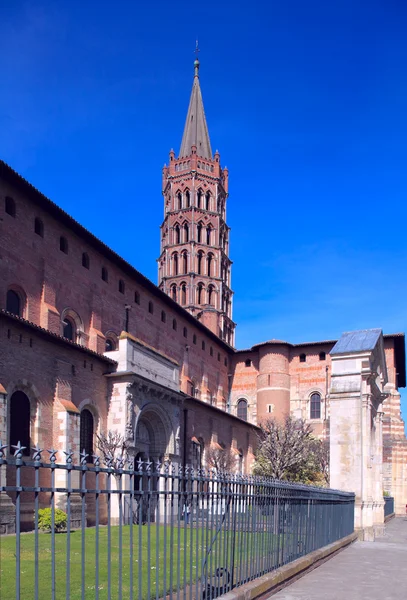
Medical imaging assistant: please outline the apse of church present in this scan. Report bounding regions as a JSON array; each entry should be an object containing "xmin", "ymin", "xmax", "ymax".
[{"xmin": 158, "ymin": 57, "xmax": 235, "ymax": 346}]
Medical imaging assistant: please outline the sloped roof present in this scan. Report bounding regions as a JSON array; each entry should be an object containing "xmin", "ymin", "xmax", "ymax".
[
  {"xmin": 331, "ymin": 329, "xmax": 382, "ymax": 355},
  {"xmin": 179, "ymin": 60, "xmax": 212, "ymax": 159}
]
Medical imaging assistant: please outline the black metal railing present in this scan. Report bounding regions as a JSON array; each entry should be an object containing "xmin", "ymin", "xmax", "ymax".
[
  {"xmin": 384, "ymin": 496, "xmax": 395, "ymax": 518},
  {"xmin": 0, "ymin": 443, "xmax": 355, "ymax": 600}
]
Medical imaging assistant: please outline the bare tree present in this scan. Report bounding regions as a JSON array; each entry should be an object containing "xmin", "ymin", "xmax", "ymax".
[
  {"xmin": 205, "ymin": 446, "xmax": 235, "ymax": 472},
  {"xmin": 253, "ymin": 415, "xmax": 315, "ymax": 481},
  {"xmin": 96, "ymin": 430, "xmax": 128, "ymax": 470},
  {"xmin": 309, "ymin": 438, "xmax": 330, "ymax": 485}
]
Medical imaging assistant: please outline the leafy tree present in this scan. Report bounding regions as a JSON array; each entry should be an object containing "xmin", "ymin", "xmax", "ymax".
[{"xmin": 253, "ymin": 415, "xmax": 328, "ymax": 484}]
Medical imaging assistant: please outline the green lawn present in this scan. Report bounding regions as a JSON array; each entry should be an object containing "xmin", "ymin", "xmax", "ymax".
[{"xmin": 0, "ymin": 524, "xmax": 290, "ymax": 600}]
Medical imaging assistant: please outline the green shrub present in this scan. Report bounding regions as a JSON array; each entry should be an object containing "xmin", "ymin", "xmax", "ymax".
[{"xmin": 38, "ymin": 508, "xmax": 67, "ymax": 533}]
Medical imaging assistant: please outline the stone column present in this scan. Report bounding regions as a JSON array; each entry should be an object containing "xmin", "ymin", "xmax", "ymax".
[
  {"xmin": 0, "ymin": 385, "xmax": 16, "ymax": 533},
  {"xmin": 329, "ymin": 329, "xmax": 388, "ymax": 541}
]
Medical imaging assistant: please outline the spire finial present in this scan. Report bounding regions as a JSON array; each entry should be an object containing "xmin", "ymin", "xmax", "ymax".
[{"xmin": 194, "ymin": 40, "xmax": 200, "ymax": 77}]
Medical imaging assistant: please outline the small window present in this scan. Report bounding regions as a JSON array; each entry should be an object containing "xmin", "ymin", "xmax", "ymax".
[
  {"xmin": 300, "ymin": 353, "xmax": 306, "ymax": 363},
  {"xmin": 60, "ymin": 236, "xmax": 68, "ymax": 254},
  {"xmin": 319, "ymin": 351, "xmax": 326, "ymax": 361},
  {"xmin": 310, "ymin": 393, "xmax": 321, "ymax": 420},
  {"xmin": 34, "ymin": 217, "xmax": 44, "ymax": 237},
  {"xmin": 245, "ymin": 359, "xmax": 251, "ymax": 367},
  {"xmin": 210, "ymin": 346, "xmax": 213, "ymax": 357},
  {"xmin": 80, "ymin": 409, "xmax": 94, "ymax": 462},
  {"xmin": 183, "ymin": 327, "xmax": 187, "ymax": 338},
  {"xmin": 134, "ymin": 290, "xmax": 140, "ymax": 304},
  {"xmin": 102, "ymin": 267, "xmax": 108, "ymax": 282},
  {"xmin": 5, "ymin": 196, "xmax": 16, "ymax": 217},
  {"xmin": 105, "ymin": 338, "xmax": 116, "ymax": 352},
  {"xmin": 202, "ymin": 341, "xmax": 205, "ymax": 351},
  {"xmin": 9, "ymin": 391, "xmax": 30, "ymax": 455},
  {"xmin": 224, "ymin": 357, "xmax": 228, "ymax": 367},
  {"xmin": 161, "ymin": 310, "xmax": 166, "ymax": 323},
  {"xmin": 173, "ymin": 318, "xmax": 177, "ymax": 331},
  {"xmin": 148, "ymin": 301, "xmax": 154, "ymax": 314},
  {"xmin": 119, "ymin": 279, "xmax": 125, "ymax": 294},
  {"xmin": 217, "ymin": 352, "xmax": 220, "ymax": 362},
  {"xmin": 237, "ymin": 399, "xmax": 248, "ymax": 421},
  {"xmin": 82, "ymin": 252, "xmax": 90, "ymax": 269},
  {"xmin": 6, "ymin": 289, "xmax": 22, "ymax": 316},
  {"xmin": 193, "ymin": 334, "xmax": 197, "ymax": 345}
]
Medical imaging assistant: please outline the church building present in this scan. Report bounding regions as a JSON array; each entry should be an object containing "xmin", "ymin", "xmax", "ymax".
[{"xmin": 1, "ymin": 56, "xmax": 406, "ymax": 533}]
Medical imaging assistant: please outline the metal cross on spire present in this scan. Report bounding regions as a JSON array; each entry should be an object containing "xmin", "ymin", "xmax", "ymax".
[{"xmin": 194, "ymin": 40, "xmax": 200, "ymax": 77}]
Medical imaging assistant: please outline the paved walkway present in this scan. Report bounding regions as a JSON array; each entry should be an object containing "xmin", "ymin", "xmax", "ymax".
[{"xmin": 269, "ymin": 518, "xmax": 407, "ymax": 600}]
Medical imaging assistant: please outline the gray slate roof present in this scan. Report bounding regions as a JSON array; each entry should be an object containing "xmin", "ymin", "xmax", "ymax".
[
  {"xmin": 179, "ymin": 64, "xmax": 212, "ymax": 160},
  {"xmin": 330, "ymin": 329, "xmax": 382, "ymax": 355}
]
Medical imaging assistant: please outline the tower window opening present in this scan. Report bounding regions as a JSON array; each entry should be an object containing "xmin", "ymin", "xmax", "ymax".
[
  {"xmin": 205, "ymin": 192, "xmax": 210, "ymax": 211},
  {"xmin": 119, "ymin": 279, "xmax": 125, "ymax": 294},
  {"xmin": 245, "ymin": 359, "xmax": 252, "ymax": 367},
  {"xmin": 175, "ymin": 225, "xmax": 181, "ymax": 244},
  {"xmin": 193, "ymin": 334, "xmax": 197, "ymax": 344},
  {"xmin": 102, "ymin": 267, "xmax": 108, "ymax": 282},
  {"xmin": 197, "ymin": 223, "xmax": 202, "ymax": 243},
  {"xmin": 60, "ymin": 236, "xmax": 68, "ymax": 254},
  {"xmin": 182, "ymin": 251, "xmax": 188, "ymax": 274},
  {"xmin": 82, "ymin": 252, "xmax": 90, "ymax": 269},
  {"xmin": 208, "ymin": 285, "xmax": 215, "ymax": 306},
  {"xmin": 134, "ymin": 290, "xmax": 140, "ymax": 304},
  {"xmin": 186, "ymin": 190, "xmax": 191, "ymax": 207},
  {"xmin": 177, "ymin": 192, "xmax": 182, "ymax": 210},
  {"xmin": 197, "ymin": 190, "xmax": 203, "ymax": 208},
  {"xmin": 105, "ymin": 338, "xmax": 116, "ymax": 352},
  {"xmin": 206, "ymin": 226, "xmax": 212, "ymax": 245},
  {"xmin": 5, "ymin": 196, "xmax": 16, "ymax": 217},
  {"xmin": 300, "ymin": 353, "xmax": 306, "ymax": 363},
  {"xmin": 197, "ymin": 283, "xmax": 204, "ymax": 305},
  {"xmin": 181, "ymin": 283, "xmax": 187, "ymax": 305},
  {"xmin": 63, "ymin": 317, "xmax": 75, "ymax": 342},
  {"xmin": 319, "ymin": 351, "xmax": 326, "ymax": 361},
  {"xmin": 202, "ymin": 340, "xmax": 206, "ymax": 351},
  {"xmin": 207, "ymin": 254, "xmax": 213, "ymax": 277},
  {"xmin": 197, "ymin": 251, "xmax": 203, "ymax": 275},
  {"xmin": 148, "ymin": 301, "xmax": 154, "ymax": 314},
  {"xmin": 171, "ymin": 284, "xmax": 177, "ymax": 302},
  {"xmin": 34, "ymin": 217, "xmax": 44, "ymax": 237},
  {"xmin": 173, "ymin": 253, "xmax": 179, "ymax": 276},
  {"xmin": 6, "ymin": 289, "xmax": 23, "ymax": 316},
  {"xmin": 80, "ymin": 408, "xmax": 94, "ymax": 462},
  {"xmin": 184, "ymin": 223, "xmax": 189, "ymax": 242}
]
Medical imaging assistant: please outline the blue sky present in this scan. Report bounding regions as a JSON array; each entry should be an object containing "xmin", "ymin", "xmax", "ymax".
[{"xmin": 2, "ymin": 2, "xmax": 407, "ymax": 416}]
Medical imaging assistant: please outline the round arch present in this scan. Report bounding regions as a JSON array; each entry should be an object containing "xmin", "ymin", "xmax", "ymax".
[{"xmin": 134, "ymin": 403, "xmax": 175, "ymax": 459}]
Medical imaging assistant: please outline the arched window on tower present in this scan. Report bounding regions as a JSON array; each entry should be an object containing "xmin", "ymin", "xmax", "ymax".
[
  {"xmin": 171, "ymin": 284, "xmax": 177, "ymax": 302},
  {"xmin": 181, "ymin": 283, "xmax": 187, "ymax": 305},
  {"xmin": 186, "ymin": 190, "xmax": 191, "ymax": 207},
  {"xmin": 197, "ymin": 251, "xmax": 204, "ymax": 275},
  {"xmin": 80, "ymin": 408, "xmax": 94, "ymax": 462},
  {"xmin": 197, "ymin": 190, "xmax": 203, "ymax": 209},
  {"xmin": 177, "ymin": 192, "xmax": 183, "ymax": 210},
  {"xmin": 205, "ymin": 192, "xmax": 211, "ymax": 211},
  {"xmin": 206, "ymin": 226, "xmax": 212, "ymax": 245},
  {"xmin": 207, "ymin": 253, "xmax": 213, "ymax": 277},
  {"xmin": 63, "ymin": 316, "xmax": 76, "ymax": 341},
  {"xmin": 6, "ymin": 289, "xmax": 23, "ymax": 316},
  {"xmin": 237, "ymin": 399, "xmax": 248, "ymax": 421},
  {"xmin": 184, "ymin": 223, "xmax": 189, "ymax": 242},
  {"xmin": 174, "ymin": 225, "xmax": 181, "ymax": 244},
  {"xmin": 310, "ymin": 393, "xmax": 321, "ymax": 420},
  {"xmin": 208, "ymin": 285, "xmax": 215, "ymax": 307},
  {"xmin": 173, "ymin": 253, "xmax": 179, "ymax": 276},
  {"xmin": 197, "ymin": 223, "xmax": 202, "ymax": 243},
  {"xmin": 10, "ymin": 391, "xmax": 31, "ymax": 455},
  {"xmin": 182, "ymin": 251, "xmax": 188, "ymax": 274},
  {"xmin": 197, "ymin": 283, "xmax": 204, "ymax": 305}
]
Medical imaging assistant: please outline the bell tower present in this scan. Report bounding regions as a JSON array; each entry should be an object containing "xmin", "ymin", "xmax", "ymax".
[{"xmin": 158, "ymin": 55, "xmax": 235, "ymax": 345}]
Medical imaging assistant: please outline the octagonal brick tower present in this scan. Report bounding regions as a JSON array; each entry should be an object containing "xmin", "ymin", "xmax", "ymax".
[{"xmin": 158, "ymin": 57, "xmax": 235, "ymax": 345}]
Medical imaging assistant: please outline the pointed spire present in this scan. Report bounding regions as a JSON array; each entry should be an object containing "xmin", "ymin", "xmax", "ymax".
[{"xmin": 179, "ymin": 49, "xmax": 212, "ymax": 160}]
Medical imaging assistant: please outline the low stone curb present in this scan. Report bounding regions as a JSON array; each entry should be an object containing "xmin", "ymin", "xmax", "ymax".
[
  {"xmin": 219, "ymin": 532, "xmax": 358, "ymax": 600},
  {"xmin": 384, "ymin": 513, "xmax": 395, "ymax": 523}
]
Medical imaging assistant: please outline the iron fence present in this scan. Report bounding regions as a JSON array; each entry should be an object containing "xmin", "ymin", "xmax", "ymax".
[
  {"xmin": 0, "ymin": 443, "xmax": 355, "ymax": 600},
  {"xmin": 384, "ymin": 496, "xmax": 395, "ymax": 518}
]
